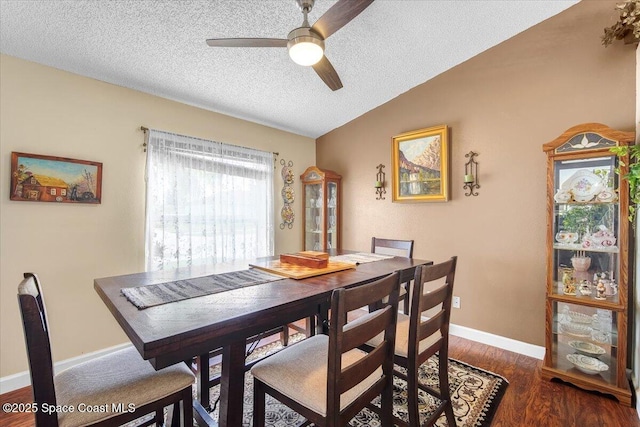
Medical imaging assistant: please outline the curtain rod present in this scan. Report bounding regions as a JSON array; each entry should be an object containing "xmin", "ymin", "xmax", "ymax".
[{"xmin": 140, "ymin": 126, "xmax": 279, "ymax": 156}]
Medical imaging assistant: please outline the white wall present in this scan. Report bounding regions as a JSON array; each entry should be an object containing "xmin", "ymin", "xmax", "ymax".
[{"xmin": 0, "ymin": 55, "xmax": 316, "ymax": 380}]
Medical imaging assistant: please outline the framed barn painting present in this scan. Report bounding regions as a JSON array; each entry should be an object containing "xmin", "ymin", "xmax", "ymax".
[
  {"xmin": 10, "ymin": 152, "xmax": 102, "ymax": 204},
  {"xmin": 391, "ymin": 125, "xmax": 450, "ymax": 202}
]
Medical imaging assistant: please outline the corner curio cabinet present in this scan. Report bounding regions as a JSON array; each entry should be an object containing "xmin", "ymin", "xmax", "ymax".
[
  {"xmin": 542, "ymin": 123, "xmax": 634, "ymax": 406},
  {"xmin": 300, "ymin": 166, "xmax": 341, "ymax": 251}
]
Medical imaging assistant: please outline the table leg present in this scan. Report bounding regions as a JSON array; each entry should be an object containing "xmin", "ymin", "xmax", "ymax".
[
  {"xmin": 218, "ymin": 341, "xmax": 246, "ymax": 426},
  {"xmin": 196, "ymin": 354, "xmax": 211, "ymax": 411},
  {"xmin": 317, "ymin": 301, "xmax": 330, "ymax": 334},
  {"xmin": 194, "ymin": 354, "xmax": 217, "ymax": 426}
]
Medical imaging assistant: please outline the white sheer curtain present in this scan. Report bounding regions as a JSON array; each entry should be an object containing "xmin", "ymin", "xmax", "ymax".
[{"xmin": 145, "ymin": 129, "xmax": 274, "ymax": 271}]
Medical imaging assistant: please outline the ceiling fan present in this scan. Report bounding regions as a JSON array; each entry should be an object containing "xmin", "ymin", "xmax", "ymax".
[{"xmin": 206, "ymin": 0, "xmax": 375, "ymax": 91}]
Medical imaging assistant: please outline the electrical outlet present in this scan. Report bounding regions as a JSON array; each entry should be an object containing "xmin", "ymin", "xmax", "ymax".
[{"xmin": 452, "ymin": 296, "xmax": 461, "ymax": 309}]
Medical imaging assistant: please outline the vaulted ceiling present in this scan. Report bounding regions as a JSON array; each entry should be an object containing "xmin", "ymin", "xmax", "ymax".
[{"xmin": 0, "ymin": 0, "xmax": 579, "ymax": 138}]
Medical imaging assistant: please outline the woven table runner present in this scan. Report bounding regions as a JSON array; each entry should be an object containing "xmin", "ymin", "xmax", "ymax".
[
  {"xmin": 328, "ymin": 252, "xmax": 395, "ymax": 264},
  {"xmin": 121, "ymin": 269, "xmax": 284, "ymax": 309}
]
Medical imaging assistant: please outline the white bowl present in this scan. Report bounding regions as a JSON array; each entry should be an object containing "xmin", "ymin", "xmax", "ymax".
[
  {"xmin": 567, "ymin": 311, "xmax": 593, "ymax": 324},
  {"xmin": 554, "ymin": 189, "xmax": 572, "ymax": 203},
  {"xmin": 568, "ymin": 340, "xmax": 606, "ymax": 357},
  {"xmin": 571, "ymin": 256, "xmax": 591, "ymax": 272},
  {"xmin": 566, "ymin": 354, "xmax": 608, "ymax": 375},
  {"xmin": 559, "ymin": 322, "xmax": 593, "ymax": 337}
]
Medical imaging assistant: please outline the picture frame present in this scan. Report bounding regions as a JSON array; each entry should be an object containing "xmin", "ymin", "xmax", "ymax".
[
  {"xmin": 10, "ymin": 152, "xmax": 103, "ymax": 204},
  {"xmin": 391, "ymin": 125, "xmax": 449, "ymax": 202}
]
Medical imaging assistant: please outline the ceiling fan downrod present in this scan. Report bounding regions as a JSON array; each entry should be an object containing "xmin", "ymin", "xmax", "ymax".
[
  {"xmin": 296, "ymin": 0, "xmax": 316, "ymax": 18},
  {"xmin": 296, "ymin": 0, "xmax": 315, "ymax": 28}
]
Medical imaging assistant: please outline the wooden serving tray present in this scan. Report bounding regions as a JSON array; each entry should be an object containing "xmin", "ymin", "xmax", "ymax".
[{"xmin": 249, "ymin": 259, "xmax": 355, "ymax": 280}]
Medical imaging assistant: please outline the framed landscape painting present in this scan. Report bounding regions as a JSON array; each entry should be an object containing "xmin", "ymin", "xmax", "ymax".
[
  {"xmin": 10, "ymin": 152, "xmax": 102, "ymax": 204},
  {"xmin": 391, "ymin": 125, "xmax": 449, "ymax": 202}
]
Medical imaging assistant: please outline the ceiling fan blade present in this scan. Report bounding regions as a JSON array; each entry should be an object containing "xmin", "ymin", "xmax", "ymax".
[
  {"xmin": 206, "ymin": 38, "xmax": 288, "ymax": 48},
  {"xmin": 311, "ymin": 0, "xmax": 374, "ymax": 39},
  {"xmin": 312, "ymin": 56, "xmax": 343, "ymax": 91}
]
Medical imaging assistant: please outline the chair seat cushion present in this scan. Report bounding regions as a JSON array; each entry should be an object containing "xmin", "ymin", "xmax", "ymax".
[
  {"xmin": 250, "ymin": 335, "xmax": 381, "ymax": 416},
  {"xmin": 54, "ymin": 346, "xmax": 194, "ymax": 427},
  {"xmin": 364, "ymin": 313, "xmax": 441, "ymax": 358}
]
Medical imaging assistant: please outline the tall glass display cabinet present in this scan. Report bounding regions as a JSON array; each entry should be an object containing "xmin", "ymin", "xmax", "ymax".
[
  {"xmin": 300, "ymin": 166, "xmax": 341, "ymax": 252},
  {"xmin": 541, "ymin": 123, "xmax": 634, "ymax": 406}
]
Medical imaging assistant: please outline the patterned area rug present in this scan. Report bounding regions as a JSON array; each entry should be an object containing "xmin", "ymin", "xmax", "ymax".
[{"xmin": 205, "ymin": 335, "xmax": 508, "ymax": 426}]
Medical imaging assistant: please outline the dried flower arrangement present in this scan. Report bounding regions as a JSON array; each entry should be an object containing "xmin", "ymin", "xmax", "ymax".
[{"xmin": 602, "ymin": 0, "xmax": 640, "ymax": 46}]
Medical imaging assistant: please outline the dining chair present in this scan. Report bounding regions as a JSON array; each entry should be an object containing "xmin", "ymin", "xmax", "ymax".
[
  {"xmin": 194, "ymin": 323, "xmax": 300, "ymax": 395},
  {"xmin": 371, "ymin": 237, "xmax": 414, "ymax": 314},
  {"xmin": 18, "ymin": 272, "xmax": 195, "ymax": 427},
  {"xmin": 365, "ymin": 256, "xmax": 458, "ymax": 427},
  {"xmin": 251, "ymin": 272, "xmax": 401, "ymax": 427}
]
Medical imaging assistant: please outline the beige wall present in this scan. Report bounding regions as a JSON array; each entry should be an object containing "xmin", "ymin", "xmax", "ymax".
[
  {"xmin": 316, "ymin": 0, "xmax": 636, "ymax": 346},
  {"xmin": 0, "ymin": 55, "xmax": 315, "ymax": 377}
]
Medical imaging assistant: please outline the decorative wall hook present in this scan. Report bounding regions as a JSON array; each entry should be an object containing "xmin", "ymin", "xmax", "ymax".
[
  {"xmin": 375, "ymin": 164, "xmax": 386, "ymax": 200},
  {"xmin": 463, "ymin": 151, "xmax": 480, "ymax": 196}
]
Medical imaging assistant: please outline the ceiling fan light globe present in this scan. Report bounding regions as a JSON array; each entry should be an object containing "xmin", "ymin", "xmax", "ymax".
[
  {"xmin": 287, "ymin": 28, "xmax": 324, "ymax": 66},
  {"xmin": 289, "ymin": 41, "xmax": 323, "ymax": 66}
]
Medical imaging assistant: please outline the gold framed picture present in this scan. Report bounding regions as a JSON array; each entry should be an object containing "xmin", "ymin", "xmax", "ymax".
[{"xmin": 391, "ymin": 125, "xmax": 449, "ymax": 202}]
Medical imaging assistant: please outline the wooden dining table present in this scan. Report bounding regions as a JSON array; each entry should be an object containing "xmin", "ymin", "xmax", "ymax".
[{"xmin": 94, "ymin": 250, "xmax": 431, "ymax": 426}]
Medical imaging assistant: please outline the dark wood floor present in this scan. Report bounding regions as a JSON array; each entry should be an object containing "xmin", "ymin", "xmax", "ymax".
[{"xmin": 1, "ymin": 333, "xmax": 638, "ymax": 427}]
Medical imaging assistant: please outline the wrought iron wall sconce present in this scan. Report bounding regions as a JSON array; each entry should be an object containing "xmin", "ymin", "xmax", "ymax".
[
  {"xmin": 375, "ymin": 164, "xmax": 386, "ymax": 200},
  {"xmin": 463, "ymin": 151, "xmax": 480, "ymax": 196}
]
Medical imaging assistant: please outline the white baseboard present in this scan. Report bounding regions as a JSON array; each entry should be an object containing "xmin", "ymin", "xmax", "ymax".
[
  {"xmin": 0, "ymin": 343, "xmax": 131, "ymax": 395},
  {"xmin": 1, "ymin": 325, "xmax": 545, "ymax": 395},
  {"xmin": 449, "ymin": 323, "xmax": 546, "ymax": 360}
]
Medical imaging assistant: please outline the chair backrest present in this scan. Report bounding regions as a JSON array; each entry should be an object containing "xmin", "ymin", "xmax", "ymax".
[
  {"xmin": 409, "ymin": 257, "xmax": 457, "ymax": 366},
  {"xmin": 371, "ymin": 237, "xmax": 414, "ymax": 258},
  {"xmin": 327, "ymin": 271, "xmax": 400, "ymax": 424},
  {"xmin": 18, "ymin": 272, "xmax": 59, "ymax": 427}
]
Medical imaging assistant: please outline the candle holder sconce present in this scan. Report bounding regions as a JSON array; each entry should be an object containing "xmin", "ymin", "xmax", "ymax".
[
  {"xmin": 463, "ymin": 151, "xmax": 480, "ymax": 196},
  {"xmin": 375, "ymin": 164, "xmax": 386, "ymax": 200}
]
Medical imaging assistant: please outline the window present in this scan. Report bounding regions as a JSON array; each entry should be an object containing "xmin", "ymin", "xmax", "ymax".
[{"xmin": 145, "ymin": 129, "xmax": 274, "ymax": 271}]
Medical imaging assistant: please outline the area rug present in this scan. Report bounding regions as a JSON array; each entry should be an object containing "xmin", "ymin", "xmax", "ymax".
[{"xmin": 204, "ymin": 335, "xmax": 509, "ymax": 427}]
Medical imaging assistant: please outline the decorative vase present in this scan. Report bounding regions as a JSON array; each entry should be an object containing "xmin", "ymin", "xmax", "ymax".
[{"xmin": 571, "ymin": 256, "xmax": 591, "ymax": 272}]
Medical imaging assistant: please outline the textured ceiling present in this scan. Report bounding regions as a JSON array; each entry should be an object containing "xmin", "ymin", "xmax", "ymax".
[{"xmin": 0, "ymin": 0, "xmax": 579, "ymax": 138}]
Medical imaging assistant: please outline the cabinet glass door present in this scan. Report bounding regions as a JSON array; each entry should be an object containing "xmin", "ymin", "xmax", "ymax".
[
  {"xmin": 552, "ymin": 301, "xmax": 618, "ymax": 385},
  {"xmin": 327, "ymin": 182, "xmax": 338, "ymax": 250},
  {"xmin": 305, "ymin": 183, "xmax": 323, "ymax": 251},
  {"xmin": 552, "ymin": 156, "xmax": 619, "ymax": 302}
]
